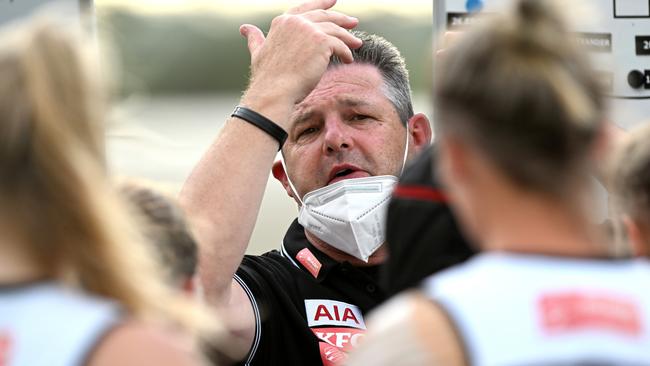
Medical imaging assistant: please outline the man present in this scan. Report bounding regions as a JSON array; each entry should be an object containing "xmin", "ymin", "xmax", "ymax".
[{"xmin": 180, "ymin": 0, "xmax": 432, "ymax": 364}]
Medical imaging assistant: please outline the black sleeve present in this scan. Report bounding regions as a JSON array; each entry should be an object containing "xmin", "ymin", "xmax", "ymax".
[
  {"xmin": 381, "ymin": 145, "xmax": 475, "ymax": 296},
  {"xmin": 234, "ymin": 252, "xmax": 322, "ymax": 366}
]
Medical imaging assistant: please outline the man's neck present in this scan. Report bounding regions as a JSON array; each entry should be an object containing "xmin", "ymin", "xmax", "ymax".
[{"xmin": 304, "ymin": 230, "xmax": 387, "ymax": 267}]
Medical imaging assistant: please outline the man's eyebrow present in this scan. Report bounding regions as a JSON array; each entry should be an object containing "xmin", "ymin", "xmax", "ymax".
[
  {"xmin": 338, "ymin": 98, "xmax": 372, "ymax": 108},
  {"xmin": 292, "ymin": 111, "xmax": 315, "ymax": 126},
  {"xmin": 291, "ymin": 98, "xmax": 371, "ymax": 126}
]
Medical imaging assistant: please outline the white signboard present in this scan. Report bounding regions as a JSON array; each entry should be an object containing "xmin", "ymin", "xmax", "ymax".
[{"xmin": 434, "ymin": 0, "xmax": 650, "ymax": 128}]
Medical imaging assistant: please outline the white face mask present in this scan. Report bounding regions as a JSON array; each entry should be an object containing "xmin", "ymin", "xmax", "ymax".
[
  {"xmin": 298, "ymin": 175, "xmax": 398, "ymax": 262},
  {"xmin": 281, "ymin": 123, "xmax": 410, "ymax": 262}
]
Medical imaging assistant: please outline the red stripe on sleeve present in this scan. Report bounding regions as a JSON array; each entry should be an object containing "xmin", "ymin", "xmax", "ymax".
[{"xmin": 392, "ymin": 185, "xmax": 447, "ymax": 203}]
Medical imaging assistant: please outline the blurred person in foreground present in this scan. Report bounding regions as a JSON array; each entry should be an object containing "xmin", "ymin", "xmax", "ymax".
[
  {"xmin": 348, "ymin": 0, "xmax": 650, "ymax": 364},
  {"xmin": 381, "ymin": 33, "xmax": 476, "ymax": 297},
  {"xmin": 119, "ymin": 181, "xmax": 236, "ymax": 365},
  {"xmin": 0, "ymin": 18, "xmax": 216, "ymax": 366},
  {"xmin": 119, "ymin": 182, "xmax": 201, "ymax": 294},
  {"xmin": 609, "ymin": 122, "xmax": 650, "ymax": 257},
  {"xmin": 180, "ymin": 0, "xmax": 432, "ymax": 364}
]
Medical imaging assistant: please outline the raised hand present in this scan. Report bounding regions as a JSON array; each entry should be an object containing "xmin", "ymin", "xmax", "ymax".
[{"xmin": 240, "ymin": 0, "xmax": 362, "ymax": 128}]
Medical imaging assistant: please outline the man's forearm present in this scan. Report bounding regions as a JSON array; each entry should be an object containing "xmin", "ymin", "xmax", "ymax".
[{"xmin": 179, "ymin": 93, "xmax": 293, "ymax": 304}]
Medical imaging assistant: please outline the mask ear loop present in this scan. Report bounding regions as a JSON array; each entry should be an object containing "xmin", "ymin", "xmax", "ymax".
[
  {"xmin": 280, "ymin": 152, "xmax": 305, "ymax": 206},
  {"xmin": 399, "ymin": 122, "xmax": 410, "ymax": 176}
]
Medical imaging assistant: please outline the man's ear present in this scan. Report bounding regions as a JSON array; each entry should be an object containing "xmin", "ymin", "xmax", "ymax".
[
  {"xmin": 272, "ymin": 160, "xmax": 295, "ymax": 199},
  {"xmin": 623, "ymin": 215, "xmax": 649, "ymax": 257},
  {"xmin": 407, "ymin": 113, "xmax": 433, "ymax": 156}
]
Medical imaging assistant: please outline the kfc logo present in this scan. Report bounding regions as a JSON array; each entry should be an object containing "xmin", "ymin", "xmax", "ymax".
[
  {"xmin": 305, "ymin": 299, "xmax": 366, "ymax": 329},
  {"xmin": 313, "ymin": 327, "xmax": 365, "ymax": 351}
]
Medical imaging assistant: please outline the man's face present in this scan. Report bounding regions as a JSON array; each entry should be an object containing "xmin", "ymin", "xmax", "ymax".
[{"xmin": 281, "ymin": 63, "xmax": 408, "ymax": 200}]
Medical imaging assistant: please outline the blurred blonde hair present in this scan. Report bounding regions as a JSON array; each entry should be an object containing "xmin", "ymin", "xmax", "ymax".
[
  {"xmin": 118, "ymin": 179, "xmax": 199, "ymax": 288},
  {"xmin": 0, "ymin": 18, "xmax": 219, "ymax": 344}
]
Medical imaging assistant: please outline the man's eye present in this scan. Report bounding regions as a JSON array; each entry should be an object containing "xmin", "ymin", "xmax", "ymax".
[
  {"xmin": 297, "ymin": 127, "xmax": 318, "ymax": 138},
  {"xmin": 352, "ymin": 114, "xmax": 371, "ymax": 121}
]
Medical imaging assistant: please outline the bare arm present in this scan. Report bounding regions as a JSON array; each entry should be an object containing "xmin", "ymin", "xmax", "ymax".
[
  {"xmin": 346, "ymin": 292, "xmax": 466, "ymax": 366},
  {"xmin": 179, "ymin": 0, "xmax": 362, "ymax": 359},
  {"xmin": 87, "ymin": 321, "xmax": 202, "ymax": 366}
]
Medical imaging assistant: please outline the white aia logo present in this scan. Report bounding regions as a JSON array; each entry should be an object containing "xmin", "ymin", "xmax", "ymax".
[{"xmin": 304, "ymin": 299, "xmax": 366, "ymax": 329}]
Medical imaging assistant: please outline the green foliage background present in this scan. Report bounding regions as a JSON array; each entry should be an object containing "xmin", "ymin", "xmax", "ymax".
[{"xmin": 98, "ymin": 9, "xmax": 432, "ymax": 96}]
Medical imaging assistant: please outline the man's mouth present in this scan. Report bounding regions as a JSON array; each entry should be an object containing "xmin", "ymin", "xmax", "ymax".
[{"xmin": 327, "ymin": 165, "xmax": 370, "ymax": 185}]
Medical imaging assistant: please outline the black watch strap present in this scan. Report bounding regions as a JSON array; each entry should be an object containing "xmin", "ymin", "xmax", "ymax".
[{"xmin": 231, "ymin": 106, "xmax": 288, "ymax": 151}]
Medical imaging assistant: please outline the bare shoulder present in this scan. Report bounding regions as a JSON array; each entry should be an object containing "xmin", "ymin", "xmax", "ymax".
[
  {"xmin": 86, "ymin": 320, "xmax": 203, "ymax": 366},
  {"xmin": 347, "ymin": 291, "xmax": 467, "ymax": 366}
]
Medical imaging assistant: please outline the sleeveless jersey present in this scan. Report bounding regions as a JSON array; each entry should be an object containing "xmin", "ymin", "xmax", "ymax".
[
  {"xmin": 0, "ymin": 282, "xmax": 121, "ymax": 366},
  {"xmin": 423, "ymin": 253, "xmax": 650, "ymax": 365}
]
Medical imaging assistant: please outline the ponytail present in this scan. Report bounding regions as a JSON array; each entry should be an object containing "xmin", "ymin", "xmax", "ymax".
[
  {"xmin": 434, "ymin": 0, "xmax": 605, "ymax": 197},
  {"xmin": 0, "ymin": 19, "xmax": 218, "ymax": 340}
]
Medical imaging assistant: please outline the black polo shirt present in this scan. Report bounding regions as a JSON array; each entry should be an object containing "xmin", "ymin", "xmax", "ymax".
[
  {"xmin": 381, "ymin": 144, "xmax": 475, "ymax": 296},
  {"xmin": 234, "ymin": 219, "xmax": 386, "ymax": 365}
]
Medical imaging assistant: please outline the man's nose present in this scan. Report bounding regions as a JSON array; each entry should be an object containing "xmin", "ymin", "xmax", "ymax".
[{"xmin": 322, "ymin": 118, "xmax": 351, "ymax": 154}]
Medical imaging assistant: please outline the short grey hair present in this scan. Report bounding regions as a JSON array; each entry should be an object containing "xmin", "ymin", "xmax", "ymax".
[{"xmin": 330, "ymin": 31, "xmax": 414, "ymax": 125}]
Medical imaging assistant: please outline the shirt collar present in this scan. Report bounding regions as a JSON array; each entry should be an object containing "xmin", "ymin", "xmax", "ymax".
[{"xmin": 281, "ymin": 219, "xmax": 341, "ymax": 282}]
